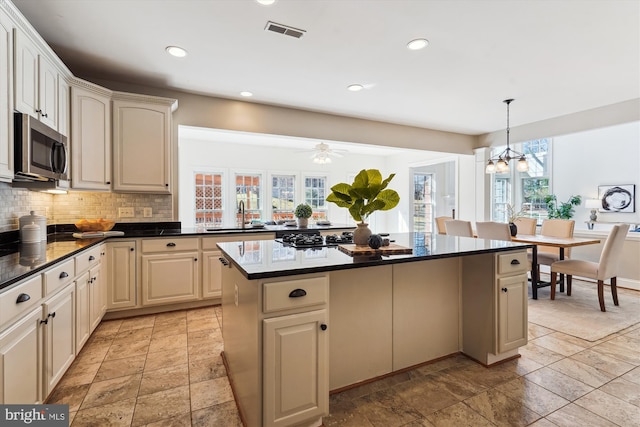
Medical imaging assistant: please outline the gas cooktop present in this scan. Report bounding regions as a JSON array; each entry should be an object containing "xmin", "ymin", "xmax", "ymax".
[{"xmin": 276, "ymin": 232, "xmax": 353, "ymax": 249}]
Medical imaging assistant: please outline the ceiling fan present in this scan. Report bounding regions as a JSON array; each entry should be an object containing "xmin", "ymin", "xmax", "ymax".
[{"xmin": 303, "ymin": 142, "xmax": 347, "ymax": 164}]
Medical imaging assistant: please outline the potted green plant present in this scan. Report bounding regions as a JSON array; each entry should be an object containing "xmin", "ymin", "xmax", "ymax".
[
  {"xmin": 326, "ymin": 169, "xmax": 400, "ymax": 245},
  {"xmin": 294, "ymin": 203, "xmax": 313, "ymax": 228},
  {"xmin": 544, "ymin": 195, "xmax": 582, "ymax": 219},
  {"xmin": 505, "ymin": 203, "xmax": 524, "ymax": 236}
]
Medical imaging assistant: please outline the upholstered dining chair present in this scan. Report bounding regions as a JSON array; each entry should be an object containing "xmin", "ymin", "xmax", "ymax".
[
  {"xmin": 475, "ymin": 221, "xmax": 512, "ymax": 241},
  {"xmin": 549, "ymin": 224, "xmax": 630, "ymax": 311},
  {"xmin": 435, "ymin": 216, "xmax": 453, "ymax": 235},
  {"xmin": 527, "ymin": 219, "xmax": 575, "ymax": 281},
  {"xmin": 513, "ymin": 217, "xmax": 537, "ymax": 236},
  {"xmin": 444, "ymin": 220, "xmax": 473, "ymax": 237}
]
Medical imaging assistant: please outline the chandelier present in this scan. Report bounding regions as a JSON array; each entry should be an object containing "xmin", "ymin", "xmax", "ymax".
[{"xmin": 485, "ymin": 99, "xmax": 529, "ymax": 174}]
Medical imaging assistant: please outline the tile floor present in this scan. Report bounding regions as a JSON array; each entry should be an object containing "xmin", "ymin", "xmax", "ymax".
[{"xmin": 47, "ymin": 290, "xmax": 640, "ymax": 426}]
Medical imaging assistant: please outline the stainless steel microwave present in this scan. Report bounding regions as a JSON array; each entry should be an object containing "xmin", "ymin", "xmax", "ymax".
[{"xmin": 14, "ymin": 112, "xmax": 69, "ymax": 181}]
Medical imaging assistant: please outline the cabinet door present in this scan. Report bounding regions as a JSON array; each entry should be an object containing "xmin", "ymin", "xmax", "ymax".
[
  {"xmin": 263, "ymin": 309, "xmax": 328, "ymax": 427},
  {"xmin": 75, "ymin": 272, "xmax": 91, "ymax": 352},
  {"xmin": 112, "ymin": 99, "xmax": 171, "ymax": 193},
  {"xmin": 70, "ymin": 84, "xmax": 111, "ymax": 190},
  {"xmin": 43, "ymin": 284, "xmax": 75, "ymax": 397},
  {"xmin": 0, "ymin": 306, "xmax": 42, "ymax": 404},
  {"xmin": 0, "ymin": 10, "xmax": 13, "ymax": 181},
  {"xmin": 89, "ymin": 263, "xmax": 106, "ymax": 332},
  {"xmin": 497, "ymin": 274, "xmax": 528, "ymax": 353},
  {"xmin": 141, "ymin": 252, "xmax": 199, "ymax": 306},
  {"xmin": 13, "ymin": 28, "xmax": 38, "ymax": 118},
  {"xmin": 57, "ymin": 76, "xmax": 69, "ymax": 137},
  {"xmin": 202, "ymin": 250, "xmax": 222, "ymax": 299},
  {"xmin": 106, "ymin": 241, "xmax": 137, "ymax": 310},
  {"xmin": 37, "ymin": 55, "xmax": 57, "ymax": 129}
]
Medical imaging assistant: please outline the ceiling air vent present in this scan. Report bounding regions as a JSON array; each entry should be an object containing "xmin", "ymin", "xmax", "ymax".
[{"xmin": 265, "ymin": 21, "xmax": 306, "ymax": 39}]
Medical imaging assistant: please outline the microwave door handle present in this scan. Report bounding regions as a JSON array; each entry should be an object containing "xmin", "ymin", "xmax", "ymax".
[
  {"xmin": 59, "ymin": 142, "xmax": 69, "ymax": 174},
  {"xmin": 50, "ymin": 142, "xmax": 58, "ymax": 173}
]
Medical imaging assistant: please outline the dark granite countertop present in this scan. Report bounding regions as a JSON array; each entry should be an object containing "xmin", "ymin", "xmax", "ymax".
[{"xmin": 217, "ymin": 232, "xmax": 535, "ymax": 280}]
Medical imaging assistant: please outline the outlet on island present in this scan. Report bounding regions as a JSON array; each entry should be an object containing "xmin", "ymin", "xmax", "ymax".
[
  {"xmin": 118, "ymin": 207, "xmax": 135, "ymax": 218},
  {"xmin": 143, "ymin": 207, "xmax": 153, "ymax": 218}
]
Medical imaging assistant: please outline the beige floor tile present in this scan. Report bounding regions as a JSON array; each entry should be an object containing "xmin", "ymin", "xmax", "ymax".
[
  {"xmin": 324, "ymin": 396, "xmax": 374, "ymax": 427},
  {"xmin": 599, "ymin": 377, "xmax": 640, "ymax": 406},
  {"xmin": 104, "ymin": 339, "xmax": 149, "ymax": 362},
  {"xmin": 413, "ymin": 354, "xmax": 476, "ymax": 377},
  {"xmin": 443, "ymin": 362, "xmax": 519, "ymax": 389},
  {"xmin": 144, "ymin": 347, "xmax": 189, "ymax": 372},
  {"xmin": 148, "ymin": 333, "xmax": 188, "ymax": 353},
  {"xmin": 131, "ymin": 385, "xmax": 191, "ymax": 427},
  {"xmin": 188, "ymin": 355, "xmax": 227, "ymax": 383},
  {"xmin": 495, "ymin": 377, "xmax": 569, "ymax": 416},
  {"xmin": 186, "ymin": 306, "xmax": 217, "ymax": 320},
  {"xmin": 426, "ymin": 401, "xmax": 493, "ymax": 427},
  {"xmin": 352, "ymin": 388, "xmax": 424, "ymax": 427},
  {"xmin": 497, "ymin": 355, "xmax": 544, "ymax": 376},
  {"xmin": 189, "ymin": 376, "xmax": 234, "ymax": 411},
  {"xmin": 393, "ymin": 375, "xmax": 460, "ymax": 417},
  {"xmin": 569, "ymin": 348, "xmax": 636, "ymax": 377},
  {"xmin": 424, "ymin": 369, "xmax": 486, "ymax": 400},
  {"xmin": 80, "ymin": 374, "xmax": 142, "ymax": 410},
  {"xmin": 94, "ymin": 354, "xmax": 147, "ymax": 382},
  {"xmin": 151, "ymin": 320, "xmax": 187, "ymax": 339},
  {"xmin": 191, "ymin": 401, "xmax": 243, "ymax": 427},
  {"xmin": 71, "ymin": 397, "xmax": 136, "ymax": 426},
  {"xmin": 94, "ymin": 319, "xmax": 123, "ymax": 334},
  {"xmin": 464, "ymin": 389, "xmax": 542, "ymax": 426},
  {"xmin": 528, "ymin": 418, "xmax": 559, "ymax": 427},
  {"xmin": 622, "ymin": 365, "xmax": 640, "ymax": 385},
  {"xmin": 188, "ymin": 340, "xmax": 224, "ymax": 362},
  {"xmin": 525, "ymin": 367, "xmax": 594, "ymax": 401},
  {"xmin": 138, "ymin": 364, "xmax": 189, "ymax": 396},
  {"xmin": 532, "ymin": 333, "xmax": 589, "ymax": 357},
  {"xmin": 574, "ymin": 389, "xmax": 640, "ymax": 426},
  {"xmin": 58, "ymin": 360, "xmax": 102, "ymax": 388},
  {"xmin": 187, "ymin": 317, "xmax": 219, "ymax": 333},
  {"xmin": 548, "ymin": 358, "xmax": 617, "ymax": 388},
  {"xmin": 75, "ymin": 342, "xmax": 112, "ymax": 365},
  {"xmin": 113, "ymin": 327, "xmax": 153, "ymax": 344},
  {"xmin": 590, "ymin": 336, "xmax": 640, "ymax": 365},
  {"xmin": 46, "ymin": 383, "xmax": 91, "ymax": 412},
  {"xmin": 141, "ymin": 412, "xmax": 191, "ymax": 427},
  {"xmin": 529, "ymin": 323, "xmax": 556, "ymax": 339},
  {"xmin": 545, "ymin": 402, "xmax": 617, "ymax": 427},
  {"xmin": 119, "ymin": 316, "xmax": 156, "ymax": 332},
  {"xmin": 153, "ymin": 310, "xmax": 187, "ymax": 325},
  {"xmin": 519, "ymin": 341, "xmax": 565, "ymax": 366}
]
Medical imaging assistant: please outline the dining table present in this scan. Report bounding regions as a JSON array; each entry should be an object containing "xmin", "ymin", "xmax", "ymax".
[{"xmin": 510, "ymin": 234, "xmax": 602, "ymax": 299}]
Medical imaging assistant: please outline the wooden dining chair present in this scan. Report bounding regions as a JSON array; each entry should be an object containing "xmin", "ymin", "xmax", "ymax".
[
  {"xmin": 475, "ymin": 221, "xmax": 512, "ymax": 241},
  {"xmin": 435, "ymin": 216, "xmax": 453, "ymax": 235},
  {"xmin": 513, "ymin": 217, "xmax": 537, "ymax": 235},
  {"xmin": 444, "ymin": 220, "xmax": 473, "ymax": 237},
  {"xmin": 550, "ymin": 224, "xmax": 630, "ymax": 311}
]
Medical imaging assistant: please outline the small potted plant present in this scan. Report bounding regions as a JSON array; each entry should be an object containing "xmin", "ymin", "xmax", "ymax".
[
  {"xmin": 544, "ymin": 195, "xmax": 582, "ymax": 219},
  {"xmin": 294, "ymin": 203, "xmax": 313, "ymax": 228},
  {"xmin": 505, "ymin": 203, "xmax": 524, "ymax": 236}
]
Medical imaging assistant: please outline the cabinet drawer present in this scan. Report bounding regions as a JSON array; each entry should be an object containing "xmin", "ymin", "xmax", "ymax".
[
  {"xmin": 497, "ymin": 251, "xmax": 528, "ymax": 275},
  {"xmin": 43, "ymin": 258, "xmax": 75, "ymax": 296},
  {"xmin": 75, "ymin": 245, "xmax": 102, "ymax": 274},
  {"xmin": 0, "ymin": 275, "xmax": 43, "ymax": 331},
  {"xmin": 142, "ymin": 238, "xmax": 199, "ymax": 253},
  {"xmin": 263, "ymin": 276, "xmax": 328, "ymax": 314}
]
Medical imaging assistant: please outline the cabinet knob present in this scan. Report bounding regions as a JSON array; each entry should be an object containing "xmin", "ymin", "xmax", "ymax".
[
  {"xmin": 219, "ymin": 257, "xmax": 229, "ymax": 266},
  {"xmin": 320, "ymin": 324, "xmax": 327, "ymax": 331},
  {"xmin": 165, "ymin": 183, "xmax": 169, "ymax": 187},
  {"xmin": 288, "ymin": 289, "xmax": 307, "ymax": 298},
  {"xmin": 194, "ymin": 258, "xmax": 198, "ymax": 262},
  {"xmin": 510, "ymin": 259, "xmax": 520, "ymax": 265},
  {"xmin": 166, "ymin": 242, "xmax": 176, "ymax": 247},
  {"xmin": 501, "ymin": 287, "xmax": 508, "ymax": 292},
  {"xmin": 106, "ymin": 181, "xmax": 111, "ymax": 185},
  {"xmin": 130, "ymin": 247, "xmax": 135, "ymax": 251},
  {"xmin": 16, "ymin": 293, "xmax": 31, "ymax": 303},
  {"xmin": 89, "ymin": 255, "xmax": 95, "ymax": 261},
  {"xmin": 59, "ymin": 271, "xmax": 69, "ymax": 279}
]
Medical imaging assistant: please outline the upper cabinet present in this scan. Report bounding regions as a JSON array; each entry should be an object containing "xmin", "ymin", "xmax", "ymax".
[
  {"xmin": 70, "ymin": 79, "xmax": 112, "ymax": 191},
  {"xmin": 0, "ymin": 8, "xmax": 13, "ymax": 182},
  {"xmin": 112, "ymin": 92, "xmax": 176, "ymax": 193}
]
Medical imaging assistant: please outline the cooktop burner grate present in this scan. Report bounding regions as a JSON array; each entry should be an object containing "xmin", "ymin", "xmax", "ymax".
[{"xmin": 276, "ymin": 232, "xmax": 353, "ymax": 248}]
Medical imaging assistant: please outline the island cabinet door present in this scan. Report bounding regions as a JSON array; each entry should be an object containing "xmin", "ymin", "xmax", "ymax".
[
  {"xmin": 263, "ymin": 309, "xmax": 328, "ymax": 427},
  {"xmin": 497, "ymin": 273, "xmax": 528, "ymax": 353}
]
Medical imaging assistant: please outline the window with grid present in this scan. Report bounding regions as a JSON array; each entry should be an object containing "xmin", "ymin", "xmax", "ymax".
[
  {"xmin": 272, "ymin": 175, "xmax": 295, "ymax": 221},
  {"xmin": 304, "ymin": 176, "xmax": 328, "ymax": 220},
  {"xmin": 236, "ymin": 173, "xmax": 262, "ymax": 225},
  {"xmin": 413, "ymin": 173, "xmax": 434, "ymax": 232},
  {"xmin": 194, "ymin": 172, "xmax": 224, "ymax": 228}
]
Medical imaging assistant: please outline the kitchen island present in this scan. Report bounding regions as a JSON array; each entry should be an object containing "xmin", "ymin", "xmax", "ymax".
[{"xmin": 217, "ymin": 233, "xmax": 534, "ymax": 427}]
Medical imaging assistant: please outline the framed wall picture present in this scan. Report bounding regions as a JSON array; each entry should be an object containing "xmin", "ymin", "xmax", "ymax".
[{"xmin": 598, "ymin": 184, "xmax": 635, "ymax": 213}]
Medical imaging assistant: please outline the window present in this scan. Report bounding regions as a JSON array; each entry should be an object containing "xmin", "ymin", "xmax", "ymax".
[
  {"xmin": 413, "ymin": 173, "xmax": 434, "ymax": 232},
  {"xmin": 271, "ymin": 175, "xmax": 295, "ymax": 221},
  {"xmin": 194, "ymin": 172, "xmax": 223, "ymax": 228},
  {"xmin": 304, "ymin": 176, "xmax": 328, "ymax": 220},
  {"xmin": 236, "ymin": 173, "xmax": 262, "ymax": 224}
]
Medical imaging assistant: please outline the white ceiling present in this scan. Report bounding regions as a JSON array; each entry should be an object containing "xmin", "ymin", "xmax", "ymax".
[{"xmin": 12, "ymin": 0, "xmax": 640, "ymax": 136}]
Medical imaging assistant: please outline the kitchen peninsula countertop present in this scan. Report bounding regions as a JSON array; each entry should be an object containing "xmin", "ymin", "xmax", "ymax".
[
  {"xmin": 217, "ymin": 232, "xmax": 534, "ymax": 280},
  {"xmin": 0, "ymin": 222, "xmax": 355, "ymax": 291}
]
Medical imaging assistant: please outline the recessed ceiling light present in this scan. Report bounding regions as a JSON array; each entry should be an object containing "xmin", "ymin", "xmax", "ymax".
[
  {"xmin": 256, "ymin": 0, "xmax": 276, "ymax": 5},
  {"xmin": 240, "ymin": 91, "xmax": 253, "ymax": 97},
  {"xmin": 347, "ymin": 84, "xmax": 364, "ymax": 92},
  {"xmin": 165, "ymin": 46, "xmax": 187, "ymax": 57},
  {"xmin": 407, "ymin": 38, "xmax": 429, "ymax": 50}
]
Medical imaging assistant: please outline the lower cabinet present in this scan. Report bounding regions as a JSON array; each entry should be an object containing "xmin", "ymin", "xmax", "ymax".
[
  {"xmin": 88, "ymin": 262, "xmax": 106, "ymax": 332},
  {"xmin": 0, "ymin": 306, "xmax": 43, "ymax": 404},
  {"xmin": 141, "ymin": 252, "xmax": 199, "ymax": 306},
  {"xmin": 497, "ymin": 273, "xmax": 528, "ymax": 353},
  {"xmin": 202, "ymin": 250, "xmax": 222, "ymax": 298},
  {"xmin": 263, "ymin": 309, "xmax": 328, "ymax": 427},
  {"xmin": 43, "ymin": 283, "xmax": 75, "ymax": 397},
  {"xmin": 106, "ymin": 240, "xmax": 136, "ymax": 310},
  {"xmin": 75, "ymin": 271, "xmax": 91, "ymax": 351}
]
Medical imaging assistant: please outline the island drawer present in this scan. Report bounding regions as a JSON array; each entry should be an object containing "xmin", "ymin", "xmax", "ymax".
[
  {"xmin": 75, "ymin": 244, "xmax": 103, "ymax": 274},
  {"xmin": 497, "ymin": 251, "xmax": 528, "ymax": 276},
  {"xmin": 263, "ymin": 276, "xmax": 329, "ymax": 314},
  {"xmin": 0, "ymin": 275, "xmax": 43, "ymax": 331},
  {"xmin": 43, "ymin": 258, "xmax": 75, "ymax": 296},
  {"xmin": 142, "ymin": 238, "xmax": 199, "ymax": 253}
]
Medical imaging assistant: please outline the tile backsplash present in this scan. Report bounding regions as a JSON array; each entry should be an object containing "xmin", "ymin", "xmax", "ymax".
[{"xmin": 0, "ymin": 182, "xmax": 173, "ymax": 232}]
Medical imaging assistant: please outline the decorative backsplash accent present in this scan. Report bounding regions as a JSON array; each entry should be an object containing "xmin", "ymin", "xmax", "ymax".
[{"xmin": 0, "ymin": 182, "xmax": 173, "ymax": 232}]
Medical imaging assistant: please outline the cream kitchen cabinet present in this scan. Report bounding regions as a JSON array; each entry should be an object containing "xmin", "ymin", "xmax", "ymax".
[
  {"xmin": 140, "ymin": 238, "xmax": 199, "ymax": 306},
  {"xmin": 202, "ymin": 249, "xmax": 223, "ymax": 299},
  {"xmin": 42, "ymin": 283, "xmax": 75, "ymax": 397},
  {"xmin": 88, "ymin": 260, "xmax": 105, "ymax": 332},
  {"xmin": 0, "ymin": 8, "xmax": 13, "ymax": 182},
  {"xmin": 70, "ymin": 80, "xmax": 112, "ymax": 190},
  {"xmin": 57, "ymin": 76, "xmax": 69, "ymax": 137},
  {"xmin": 106, "ymin": 240, "xmax": 137, "ymax": 310},
  {"xmin": 75, "ymin": 270, "xmax": 90, "ymax": 351},
  {"xmin": 112, "ymin": 92, "xmax": 176, "ymax": 193},
  {"xmin": 14, "ymin": 27, "xmax": 58, "ymax": 130},
  {"xmin": 496, "ymin": 253, "xmax": 528, "ymax": 353},
  {"xmin": 75, "ymin": 244, "xmax": 105, "ymax": 351}
]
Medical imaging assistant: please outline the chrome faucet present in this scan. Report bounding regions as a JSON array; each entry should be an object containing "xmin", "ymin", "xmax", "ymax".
[{"xmin": 238, "ymin": 200, "xmax": 246, "ymax": 229}]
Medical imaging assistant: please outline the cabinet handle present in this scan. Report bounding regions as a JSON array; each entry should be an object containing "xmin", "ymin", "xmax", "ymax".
[
  {"xmin": 502, "ymin": 288, "xmax": 508, "ymax": 292},
  {"xmin": 289, "ymin": 289, "xmax": 307, "ymax": 298},
  {"xmin": 219, "ymin": 257, "xmax": 229, "ymax": 266},
  {"xmin": 89, "ymin": 255, "xmax": 95, "ymax": 261},
  {"xmin": 320, "ymin": 324, "xmax": 327, "ymax": 331},
  {"xmin": 42, "ymin": 113, "xmax": 48, "ymax": 118},
  {"xmin": 36, "ymin": 109, "xmax": 42, "ymax": 113},
  {"xmin": 510, "ymin": 259, "xmax": 520, "ymax": 265},
  {"xmin": 48, "ymin": 312, "xmax": 56, "ymax": 319},
  {"xmin": 16, "ymin": 293, "xmax": 31, "ymax": 303},
  {"xmin": 40, "ymin": 318, "xmax": 48, "ymax": 325},
  {"xmin": 59, "ymin": 271, "xmax": 69, "ymax": 279},
  {"xmin": 166, "ymin": 242, "xmax": 176, "ymax": 247}
]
